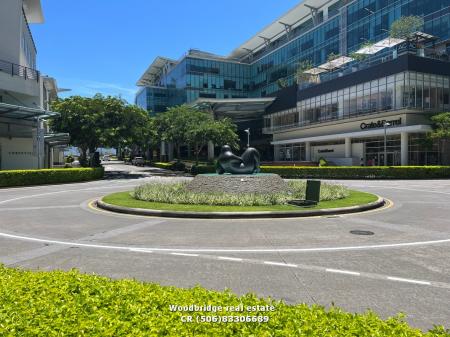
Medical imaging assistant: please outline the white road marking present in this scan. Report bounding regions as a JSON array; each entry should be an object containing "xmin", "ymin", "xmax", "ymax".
[
  {"xmin": 326, "ymin": 268, "xmax": 361, "ymax": 276},
  {"xmin": 129, "ymin": 248, "xmax": 153, "ymax": 253},
  {"xmin": 387, "ymin": 277, "xmax": 431, "ymax": 285},
  {"xmin": 217, "ymin": 256, "xmax": 243, "ymax": 262},
  {"xmin": 0, "ymin": 205, "xmax": 80, "ymax": 211},
  {"xmin": 171, "ymin": 253, "xmax": 199, "ymax": 257},
  {"xmin": 264, "ymin": 261, "xmax": 298, "ymax": 268},
  {"xmin": 1, "ymin": 231, "xmax": 450, "ymax": 254}
]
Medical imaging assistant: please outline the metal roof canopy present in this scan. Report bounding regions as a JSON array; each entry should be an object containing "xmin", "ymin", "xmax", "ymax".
[
  {"xmin": 193, "ymin": 97, "xmax": 276, "ymax": 122},
  {"xmin": 0, "ymin": 102, "xmax": 59, "ymax": 120},
  {"xmin": 229, "ymin": 0, "xmax": 333, "ymax": 59},
  {"xmin": 318, "ymin": 56, "xmax": 354, "ymax": 70},
  {"xmin": 412, "ymin": 31, "xmax": 438, "ymax": 43},
  {"xmin": 137, "ymin": 57, "xmax": 178, "ymax": 86},
  {"xmin": 303, "ymin": 67, "xmax": 328, "ymax": 75},
  {"xmin": 44, "ymin": 133, "xmax": 70, "ymax": 146},
  {"xmin": 355, "ymin": 45, "xmax": 387, "ymax": 55},
  {"xmin": 375, "ymin": 37, "xmax": 405, "ymax": 48}
]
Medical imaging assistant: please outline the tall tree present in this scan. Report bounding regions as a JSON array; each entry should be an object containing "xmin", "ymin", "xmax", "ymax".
[
  {"xmin": 186, "ymin": 116, "xmax": 239, "ymax": 164},
  {"xmin": 51, "ymin": 95, "xmax": 105, "ymax": 165},
  {"xmin": 154, "ymin": 105, "xmax": 199, "ymax": 160},
  {"xmin": 390, "ymin": 16, "xmax": 424, "ymax": 41},
  {"xmin": 52, "ymin": 94, "xmax": 158, "ymax": 165},
  {"xmin": 429, "ymin": 112, "xmax": 450, "ymax": 165}
]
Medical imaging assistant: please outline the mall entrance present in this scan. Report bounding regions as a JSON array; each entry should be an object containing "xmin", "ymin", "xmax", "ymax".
[{"xmin": 364, "ymin": 137, "xmax": 401, "ymax": 166}]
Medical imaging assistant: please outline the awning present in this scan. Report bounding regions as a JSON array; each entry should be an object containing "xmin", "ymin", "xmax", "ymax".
[
  {"xmin": 193, "ymin": 97, "xmax": 276, "ymax": 122},
  {"xmin": 271, "ymin": 125, "xmax": 432, "ymax": 145},
  {"xmin": 355, "ymin": 45, "xmax": 386, "ymax": 55},
  {"xmin": 0, "ymin": 102, "xmax": 59, "ymax": 120},
  {"xmin": 303, "ymin": 67, "xmax": 328, "ymax": 75},
  {"xmin": 318, "ymin": 56, "xmax": 354, "ymax": 71},
  {"xmin": 44, "ymin": 133, "xmax": 70, "ymax": 147}
]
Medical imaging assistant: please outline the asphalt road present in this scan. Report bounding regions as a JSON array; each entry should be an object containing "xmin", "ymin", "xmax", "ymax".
[{"xmin": 0, "ymin": 162, "xmax": 449, "ymax": 330}]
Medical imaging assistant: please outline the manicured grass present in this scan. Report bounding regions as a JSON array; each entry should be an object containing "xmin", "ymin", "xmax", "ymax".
[
  {"xmin": 102, "ymin": 190, "xmax": 379, "ymax": 212},
  {"xmin": 0, "ymin": 266, "xmax": 447, "ymax": 336}
]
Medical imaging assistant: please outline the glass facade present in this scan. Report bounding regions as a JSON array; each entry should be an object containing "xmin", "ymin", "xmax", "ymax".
[
  {"xmin": 267, "ymin": 71, "xmax": 450, "ymax": 132},
  {"xmin": 137, "ymin": 0, "xmax": 450, "ymax": 114}
]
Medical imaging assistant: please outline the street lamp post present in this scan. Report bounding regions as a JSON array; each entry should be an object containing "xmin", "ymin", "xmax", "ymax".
[
  {"xmin": 244, "ymin": 128, "xmax": 250, "ymax": 148},
  {"xmin": 384, "ymin": 121, "xmax": 391, "ymax": 166}
]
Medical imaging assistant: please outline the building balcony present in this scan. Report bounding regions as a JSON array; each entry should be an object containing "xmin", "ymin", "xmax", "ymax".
[{"xmin": 0, "ymin": 59, "xmax": 40, "ymax": 82}]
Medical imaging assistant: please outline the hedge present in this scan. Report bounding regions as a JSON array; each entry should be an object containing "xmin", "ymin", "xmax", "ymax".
[
  {"xmin": 0, "ymin": 266, "xmax": 448, "ymax": 336},
  {"xmin": 152, "ymin": 162, "xmax": 450, "ymax": 179},
  {"xmin": 259, "ymin": 166, "xmax": 450, "ymax": 179},
  {"xmin": 0, "ymin": 167, "xmax": 104, "ymax": 187}
]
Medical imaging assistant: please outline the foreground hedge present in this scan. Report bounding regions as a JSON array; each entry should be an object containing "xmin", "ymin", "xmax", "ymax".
[
  {"xmin": 260, "ymin": 166, "xmax": 450, "ymax": 179},
  {"xmin": 0, "ymin": 266, "xmax": 447, "ymax": 336},
  {"xmin": 0, "ymin": 167, "xmax": 104, "ymax": 187}
]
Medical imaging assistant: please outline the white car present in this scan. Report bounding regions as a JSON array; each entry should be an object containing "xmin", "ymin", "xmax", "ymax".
[{"xmin": 131, "ymin": 157, "xmax": 145, "ymax": 166}]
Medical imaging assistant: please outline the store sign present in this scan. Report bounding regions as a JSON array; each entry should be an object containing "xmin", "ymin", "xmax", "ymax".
[
  {"xmin": 318, "ymin": 149, "xmax": 334, "ymax": 153},
  {"xmin": 360, "ymin": 118, "xmax": 402, "ymax": 130}
]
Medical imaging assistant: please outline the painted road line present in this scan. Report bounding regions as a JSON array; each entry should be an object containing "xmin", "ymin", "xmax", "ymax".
[
  {"xmin": 387, "ymin": 276, "xmax": 431, "ymax": 285},
  {"xmin": 171, "ymin": 253, "xmax": 200, "ymax": 257},
  {"xmin": 264, "ymin": 261, "xmax": 298, "ymax": 268},
  {"xmin": 326, "ymin": 268, "xmax": 361, "ymax": 276},
  {"xmin": 1, "ymin": 231, "xmax": 450, "ymax": 253},
  {"xmin": 129, "ymin": 248, "xmax": 153, "ymax": 253},
  {"xmin": 217, "ymin": 256, "xmax": 243, "ymax": 262}
]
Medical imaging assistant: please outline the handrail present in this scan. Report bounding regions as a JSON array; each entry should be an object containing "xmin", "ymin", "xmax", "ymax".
[{"xmin": 0, "ymin": 59, "xmax": 40, "ymax": 82}]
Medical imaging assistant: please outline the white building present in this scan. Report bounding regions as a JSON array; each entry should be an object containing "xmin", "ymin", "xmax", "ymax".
[{"xmin": 0, "ymin": 0, "xmax": 68, "ymax": 170}]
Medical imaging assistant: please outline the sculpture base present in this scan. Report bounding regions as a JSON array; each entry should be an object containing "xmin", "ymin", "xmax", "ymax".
[{"xmin": 186, "ymin": 173, "xmax": 287, "ymax": 194}]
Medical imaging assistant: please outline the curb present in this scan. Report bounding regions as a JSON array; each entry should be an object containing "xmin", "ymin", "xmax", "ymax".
[{"xmin": 96, "ymin": 197, "xmax": 386, "ymax": 219}]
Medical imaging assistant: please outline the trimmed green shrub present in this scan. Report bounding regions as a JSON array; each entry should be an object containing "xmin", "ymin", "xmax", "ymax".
[
  {"xmin": 260, "ymin": 166, "xmax": 450, "ymax": 179},
  {"xmin": 0, "ymin": 265, "xmax": 447, "ymax": 336},
  {"xmin": 155, "ymin": 161, "xmax": 450, "ymax": 179},
  {"xmin": 0, "ymin": 167, "xmax": 104, "ymax": 187},
  {"xmin": 132, "ymin": 181, "xmax": 349, "ymax": 206}
]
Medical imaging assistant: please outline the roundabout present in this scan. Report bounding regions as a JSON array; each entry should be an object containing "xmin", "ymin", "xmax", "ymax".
[{"xmin": 0, "ymin": 163, "xmax": 449, "ymax": 330}]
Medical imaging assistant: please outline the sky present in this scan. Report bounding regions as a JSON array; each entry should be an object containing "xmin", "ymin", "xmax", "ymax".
[{"xmin": 31, "ymin": 0, "xmax": 300, "ymax": 104}]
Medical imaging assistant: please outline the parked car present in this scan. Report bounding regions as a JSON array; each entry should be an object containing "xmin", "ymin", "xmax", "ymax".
[
  {"xmin": 131, "ymin": 157, "xmax": 145, "ymax": 166},
  {"xmin": 102, "ymin": 155, "xmax": 110, "ymax": 161}
]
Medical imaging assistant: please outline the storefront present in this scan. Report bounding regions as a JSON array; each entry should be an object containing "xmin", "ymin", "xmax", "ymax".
[{"xmin": 271, "ymin": 112, "xmax": 439, "ymax": 166}]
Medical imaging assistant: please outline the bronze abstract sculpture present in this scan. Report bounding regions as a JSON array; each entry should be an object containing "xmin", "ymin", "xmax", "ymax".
[{"xmin": 216, "ymin": 145, "xmax": 261, "ymax": 175}]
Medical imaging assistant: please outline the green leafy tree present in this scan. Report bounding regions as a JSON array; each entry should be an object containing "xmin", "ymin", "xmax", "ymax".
[
  {"xmin": 51, "ymin": 95, "xmax": 105, "ymax": 165},
  {"xmin": 327, "ymin": 52, "xmax": 340, "ymax": 62},
  {"xmin": 155, "ymin": 105, "xmax": 239, "ymax": 163},
  {"xmin": 52, "ymin": 94, "xmax": 157, "ymax": 165},
  {"xmin": 429, "ymin": 112, "xmax": 450, "ymax": 165},
  {"xmin": 154, "ymin": 105, "xmax": 201, "ymax": 161},
  {"xmin": 186, "ymin": 116, "xmax": 239, "ymax": 164},
  {"xmin": 390, "ymin": 16, "xmax": 424, "ymax": 40},
  {"xmin": 350, "ymin": 41, "xmax": 374, "ymax": 62},
  {"xmin": 295, "ymin": 59, "xmax": 314, "ymax": 84}
]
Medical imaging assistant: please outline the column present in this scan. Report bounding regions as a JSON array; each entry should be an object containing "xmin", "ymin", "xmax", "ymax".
[
  {"xmin": 168, "ymin": 142, "xmax": 174, "ymax": 161},
  {"xmin": 160, "ymin": 141, "xmax": 166, "ymax": 162},
  {"xmin": 207, "ymin": 141, "xmax": 215, "ymax": 161},
  {"xmin": 305, "ymin": 142, "xmax": 311, "ymax": 161},
  {"xmin": 345, "ymin": 137, "xmax": 352, "ymax": 158},
  {"xmin": 401, "ymin": 132, "xmax": 409, "ymax": 166}
]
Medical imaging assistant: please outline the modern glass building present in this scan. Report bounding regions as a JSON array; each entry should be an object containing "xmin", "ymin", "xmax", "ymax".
[{"xmin": 136, "ymin": 0, "xmax": 450, "ymax": 165}]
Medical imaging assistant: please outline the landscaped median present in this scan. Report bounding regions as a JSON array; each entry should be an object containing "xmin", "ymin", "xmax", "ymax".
[
  {"xmin": 0, "ymin": 265, "xmax": 448, "ymax": 336},
  {"xmin": 0, "ymin": 167, "xmax": 104, "ymax": 187},
  {"xmin": 97, "ymin": 181, "xmax": 384, "ymax": 218}
]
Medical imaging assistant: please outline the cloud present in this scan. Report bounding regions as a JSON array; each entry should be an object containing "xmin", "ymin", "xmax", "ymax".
[{"xmin": 58, "ymin": 78, "xmax": 137, "ymax": 104}]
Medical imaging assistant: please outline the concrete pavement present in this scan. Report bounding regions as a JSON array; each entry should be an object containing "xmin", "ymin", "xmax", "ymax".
[{"xmin": 0, "ymin": 163, "xmax": 449, "ymax": 330}]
